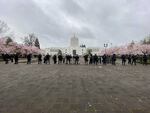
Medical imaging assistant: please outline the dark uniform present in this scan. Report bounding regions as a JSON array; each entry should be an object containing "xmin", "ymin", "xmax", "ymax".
[
  {"xmin": 143, "ymin": 54, "xmax": 148, "ymax": 65},
  {"xmin": 128, "ymin": 55, "xmax": 132, "ymax": 64},
  {"xmin": 27, "ymin": 54, "xmax": 32, "ymax": 64},
  {"xmin": 5, "ymin": 53, "xmax": 10, "ymax": 64},
  {"xmin": 94, "ymin": 54, "xmax": 98, "ymax": 65},
  {"xmin": 74, "ymin": 55, "xmax": 79, "ymax": 64},
  {"xmin": 84, "ymin": 54, "xmax": 88, "ymax": 64},
  {"xmin": 89, "ymin": 54, "xmax": 93, "ymax": 64},
  {"xmin": 58, "ymin": 54, "xmax": 63, "ymax": 64},
  {"xmin": 14, "ymin": 53, "xmax": 19, "ymax": 64},
  {"xmin": 112, "ymin": 54, "xmax": 116, "ymax": 65},
  {"xmin": 46, "ymin": 54, "xmax": 51, "ymax": 64},
  {"xmin": 131, "ymin": 55, "xmax": 137, "ymax": 65},
  {"xmin": 53, "ymin": 55, "xmax": 57, "ymax": 64},
  {"xmin": 121, "ymin": 55, "xmax": 126, "ymax": 65},
  {"xmin": 38, "ymin": 54, "xmax": 42, "ymax": 64},
  {"xmin": 102, "ymin": 54, "xmax": 107, "ymax": 65},
  {"xmin": 98, "ymin": 56, "xmax": 102, "ymax": 64}
]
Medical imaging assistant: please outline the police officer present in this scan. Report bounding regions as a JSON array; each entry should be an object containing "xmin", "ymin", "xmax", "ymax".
[
  {"xmin": 27, "ymin": 53, "xmax": 32, "ymax": 64},
  {"xmin": 84, "ymin": 54, "xmax": 89, "ymax": 64},
  {"xmin": 38, "ymin": 54, "xmax": 42, "ymax": 64},
  {"xmin": 53, "ymin": 54, "xmax": 57, "ymax": 64},
  {"xmin": 75, "ymin": 54, "xmax": 79, "ymax": 64},
  {"xmin": 131, "ymin": 54, "xmax": 137, "ymax": 65},
  {"xmin": 128, "ymin": 54, "xmax": 132, "ymax": 65},
  {"xmin": 94, "ymin": 54, "xmax": 98, "ymax": 65},
  {"xmin": 121, "ymin": 54, "xmax": 126, "ymax": 65},
  {"xmin": 58, "ymin": 54, "xmax": 63, "ymax": 64},
  {"xmin": 143, "ymin": 54, "xmax": 148, "ymax": 65},
  {"xmin": 102, "ymin": 54, "xmax": 107, "ymax": 65},
  {"xmin": 46, "ymin": 53, "xmax": 51, "ymax": 64},
  {"xmin": 14, "ymin": 53, "xmax": 19, "ymax": 64},
  {"xmin": 112, "ymin": 54, "xmax": 116, "ymax": 65}
]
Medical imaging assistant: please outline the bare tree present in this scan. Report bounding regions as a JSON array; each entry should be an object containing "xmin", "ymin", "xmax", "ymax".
[
  {"xmin": 0, "ymin": 20, "xmax": 10, "ymax": 36},
  {"xmin": 5, "ymin": 36, "xmax": 13, "ymax": 45},
  {"xmin": 23, "ymin": 33, "xmax": 37, "ymax": 46},
  {"xmin": 86, "ymin": 49, "xmax": 92, "ymax": 55}
]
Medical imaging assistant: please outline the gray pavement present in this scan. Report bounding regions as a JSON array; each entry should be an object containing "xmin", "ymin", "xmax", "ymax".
[{"xmin": 0, "ymin": 64, "xmax": 150, "ymax": 113}]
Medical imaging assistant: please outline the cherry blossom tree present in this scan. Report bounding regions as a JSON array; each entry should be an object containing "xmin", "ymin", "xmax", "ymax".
[
  {"xmin": 99, "ymin": 43, "xmax": 150, "ymax": 55},
  {"xmin": 0, "ymin": 37, "xmax": 41, "ymax": 54}
]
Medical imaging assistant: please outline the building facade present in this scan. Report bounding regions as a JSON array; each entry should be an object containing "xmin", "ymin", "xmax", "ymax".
[{"xmin": 44, "ymin": 35, "xmax": 102, "ymax": 56}]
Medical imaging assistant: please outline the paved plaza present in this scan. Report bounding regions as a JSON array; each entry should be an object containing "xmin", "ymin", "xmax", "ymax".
[{"xmin": 0, "ymin": 63, "xmax": 150, "ymax": 113}]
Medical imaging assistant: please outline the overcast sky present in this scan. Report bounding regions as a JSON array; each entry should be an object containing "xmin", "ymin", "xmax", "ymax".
[{"xmin": 0, "ymin": 0, "xmax": 150, "ymax": 48}]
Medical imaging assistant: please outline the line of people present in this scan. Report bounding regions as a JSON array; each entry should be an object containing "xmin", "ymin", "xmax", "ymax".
[
  {"xmin": 121, "ymin": 54, "xmax": 148, "ymax": 65},
  {"xmin": 84, "ymin": 54, "xmax": 148, "ymax": 65},
  {"xmin": 40, "ymin": 54, "xmax": 80, "ymax": 65},
  {"xmin": 1, "ymin": 53, "xmax": 149, "ymax": 65}
]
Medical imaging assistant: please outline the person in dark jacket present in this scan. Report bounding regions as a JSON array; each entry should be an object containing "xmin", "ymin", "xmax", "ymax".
[
  {"xmin": 53, "ymin": 54, "xmax": 57, "ymax": 64},
  {"xmin": 94, "ymin": 54, "xmax": 98, "ymax": 65},
  {"xmin": 112, "ymin": 54, "xmax": 116, "ymax": 65},
  {"xmin": 58, "ymin": 54, "xmax": 63, "ymax": 64},
  {"xmin": 131, "ymin": 54, "xmax": 137, "ymax": 65},
  {"xmin": 102, "ymin": 54, "xmax": 107, "ymax": 65},
  {"xmin": 128, "ymin": 54, "xmax": 132, "ymax": 65},
  {"xmin": 27, "ymin": 53, "xmax": 32, "ymax": 64},
  {"xmin": 46, "ymin": 53, "xmax": 51, "ymax": 64},
  {"xmin": 10, "ymin": 54, "xmax": 14, "ymax": 63},
  {"xmin": 143, "ymin": 54, "xmax": 148, "ymax": 65},
  {"xmin": 98, "ymin": 56, "xmax": 102, "ymax": 64},
  {"xmin": 89, "ymin": 54, "xmax": 93, "ymax": 64},
  {"xmin": 4, "ymin": 53, "xmax": 9, "ymax": 64},
  {"xmin": 121, "ymin": 54, "xmax": 126, "ymax": 65},
  {"xmin": 84, "ymin": 54, "xmax": 89, "ymax": 64},
  {"xmin": 38, "ymin": 54, "xmax": 42, "ymax": 64},
  {"xmin": 43, "ymin": 55, "xmax": 46, "ymax": 64},
  {"xmin": 14, "ymin": 53, "xmax": 19, "ymax": 64},
  {"xmin": 74, "ymin": 54, "xmax": 79, "ymax": 64}
]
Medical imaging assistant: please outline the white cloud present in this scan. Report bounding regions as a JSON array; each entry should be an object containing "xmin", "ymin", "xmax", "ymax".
[{"xmin": 0, "ymin": 0, "xmax": 150, "ymax": 48}]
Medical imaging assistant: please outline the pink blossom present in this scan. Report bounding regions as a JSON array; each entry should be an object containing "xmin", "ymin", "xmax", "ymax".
[{"xmin": 0, "ymin": 37, "xmax": 41, "ymax": 54}]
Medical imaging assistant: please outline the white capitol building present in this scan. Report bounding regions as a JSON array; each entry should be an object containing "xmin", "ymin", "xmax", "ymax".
[{"xmin": 44, "ymin": 35, "xmax": 102, "ymax": 56}]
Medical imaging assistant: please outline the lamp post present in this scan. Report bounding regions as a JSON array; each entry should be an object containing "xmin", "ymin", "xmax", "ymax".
[{"xmin": 104, "ymin": 43, "xmax": 108, "ymax": 54}]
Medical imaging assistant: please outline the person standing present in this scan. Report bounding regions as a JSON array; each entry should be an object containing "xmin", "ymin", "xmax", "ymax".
[
  {"xmin": 67, "ymin": 55, "xmax": 72, "ymax": 64},
  {"xmin": 43, "ymin": 55, "xmax": 47, "ymax": 64},
  {"xmin": 38, "ymin": 54, "xmax": 42, "ymax": 64},
  {"xmin": 58, "ymin": 54, "xmax": 63, "ymax": 64},
  {"xmin": 131, "ymin": 54, "xmax": 137, "ymax": 65},
  {"xmin": 84, "ymin": 54, "xmax": 89, "ymax": 64},
  {"xmin": 46, "ymin": 53, "xmax": 51, "ymax": 64},
  {"xmin": 93, "ymin": 54, "xmax": 98, "ymax": 65},
  {"xmin": 128, "ymin": 54, "xmax": 132, "ymax": 65},
  {"xmin": 98, "ymin": 56, "xmax": 102, "ymax": 64},
  {"xmin": 63, "ymin": 55, "xmax": 65, "ymax": 64},
  {"xmin": 89, "ymin": 54, "xmax": 93, "ymax": 64},
  {"xmin": 102, "ymin": 54, "xmax": 107, "ymax": 65},
  {"xmin": 65, "ymin": 55, "xmax": 69, "ymax": 64},
  {"xmin": 75, "ymin": 54, "xmax": 79, "ymax": 64},
  {"xmin": 143, "ymin": 54, "xmax": 148, "ymax": 65},
  {"xmin": 53, "ymin": 54, "xmax": 57, "ymax": 64},
  {"xmin": 5, "ymin": 53, "xmax": 9, "ymax": 64},
  {"xmin": 14, "ymin": 53, "xmax": 19, "ymax": 64},
  {"xmin": 121, "ymin": 54, "xmax": 126, "ymax": 65},
  {"xmin": 10, "ymin": 54, "xmax": 14, "ymax": 63},
  {"xmin": 27, "ymin": 53, "xmax": 32, "ymax": 64},
  {"xmin": 112, "ymin": 54, "xmax": 116, "ymax": 65}
]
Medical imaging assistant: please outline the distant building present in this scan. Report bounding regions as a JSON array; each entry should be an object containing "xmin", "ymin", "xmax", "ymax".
[
  {"xmin": 70, "ymin": 34, "xmax": 79, "ymax": 47},
  {"xmin": 44, "ymin": 35, "xmax": 102, "ymax": 56}
]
